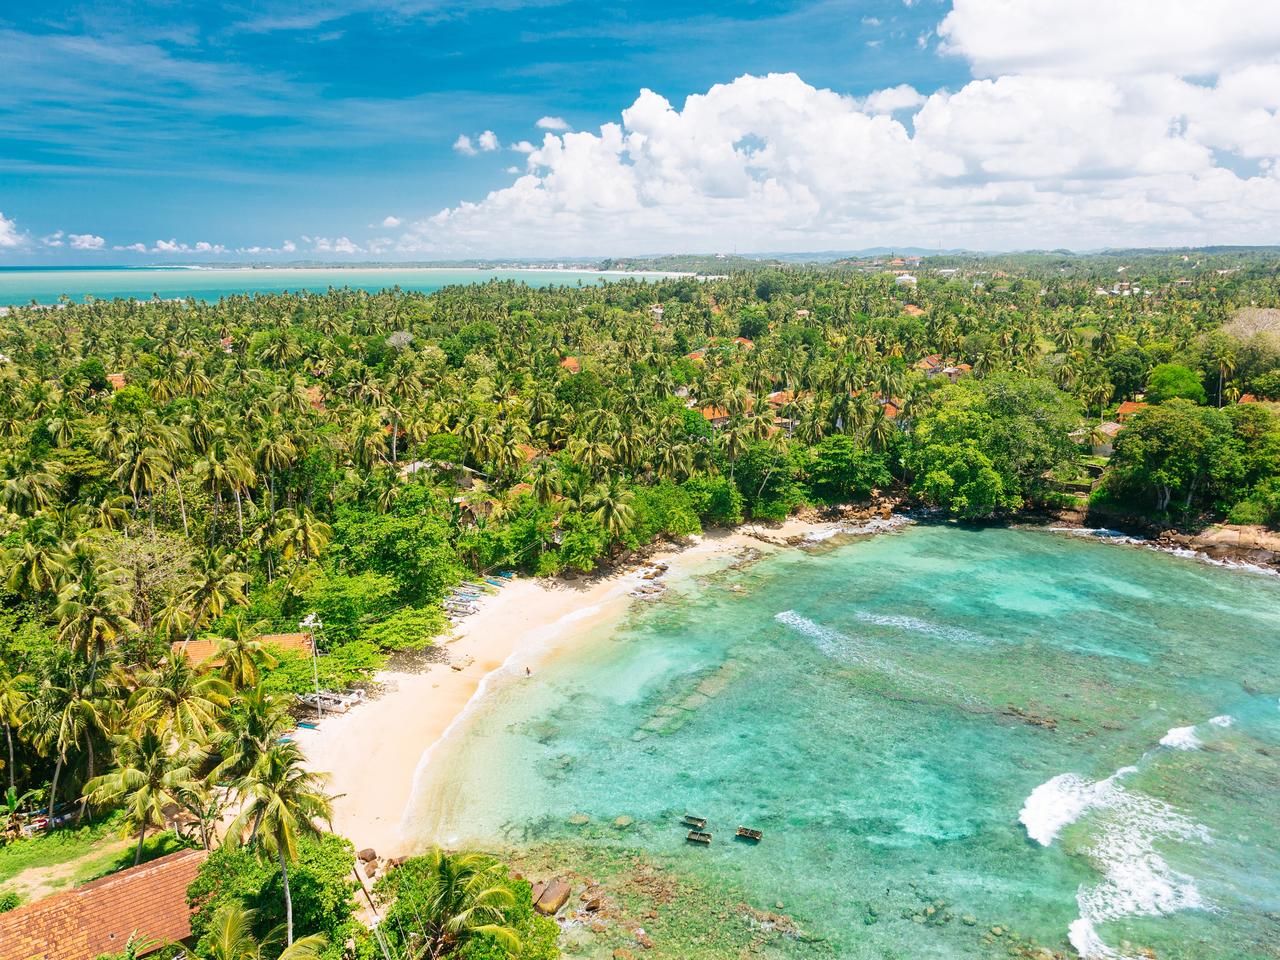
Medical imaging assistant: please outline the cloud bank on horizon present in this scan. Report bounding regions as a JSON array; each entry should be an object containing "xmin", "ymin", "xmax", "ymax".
[
  {"xmin": 3, "ymin": 0, "xmax": 1279, "ymax": 259},
  {"xmin": 404, "ymin": 0, "xmax": 1280, "ymax": 256}
]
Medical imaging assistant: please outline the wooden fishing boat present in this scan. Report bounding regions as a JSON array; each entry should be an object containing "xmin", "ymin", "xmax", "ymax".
[
  {"xmin": 736, "ymin": 826, "xmax": 763, "ymax": 842},
  {"xmin": 682, "ymin": 815, "xmax": 707, "ymax": 829},
  {"xmin": 686, "ymin": 830, "xmax": 712, "ymax": 845}
]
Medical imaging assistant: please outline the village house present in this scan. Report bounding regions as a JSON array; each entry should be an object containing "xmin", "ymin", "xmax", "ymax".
[
  {"xmin": 0, "ymin": 848, "xmax": 208, "ymax": 960},
  {"xmin": 172, "ymin": 631, "xmax": 314, "ymax": 667},
  {"xmin": 1114, "ymin": 400, "xmax": 1149, "ymax": 422},
  {"xmin": 559, "ymin": 355, "xmax": 581, "ymax": 374}
]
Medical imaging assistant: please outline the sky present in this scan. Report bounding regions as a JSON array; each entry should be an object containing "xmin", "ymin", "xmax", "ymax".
[{"xmin": 2, "ymin": 0, "xmax": 1279, "ymax": 263}]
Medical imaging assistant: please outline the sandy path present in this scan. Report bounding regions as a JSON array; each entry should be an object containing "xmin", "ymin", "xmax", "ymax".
[{"xmin": 295, "ymin": 521, "xmax": 833, "ymax": 857}]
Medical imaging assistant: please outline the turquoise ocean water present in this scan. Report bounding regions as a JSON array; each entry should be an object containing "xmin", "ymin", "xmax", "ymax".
[
  {"xmin": 0, "ymin": 267, "xmax": 676, "ymax": 306},
  {"xmin": 409, "ymin": 526, "xmax": 1280, "ymax": 959}
]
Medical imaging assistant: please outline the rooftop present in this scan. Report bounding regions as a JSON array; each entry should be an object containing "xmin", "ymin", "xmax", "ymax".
[{"xmin": 0, "ymin": 848, "xmax": 208, "ymax": 960}]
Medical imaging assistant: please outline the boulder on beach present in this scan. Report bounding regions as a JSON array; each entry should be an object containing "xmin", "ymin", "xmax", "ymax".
[
  {"xmin": 357, "ymin": 848, "xmax": 377, "ymax": 863},
  {"xmin": 535, "ymin": 878, "xmax": 572, "ymax": 915}
]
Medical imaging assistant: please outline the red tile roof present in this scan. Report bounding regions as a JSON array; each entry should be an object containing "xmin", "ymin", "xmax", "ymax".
[
  {"xmin": 559, "ymin": 356, "xmax": 581, "ymax": 373},
  {"xmin": 1115, "ymin": 401, "xmax": 1149, "ymax": 420},
  {"xmin": 173, "ymin": 632, "xmax": 312, "ymax": 667},
  {"xmin": 106, "ymin": 373, "xmax": 127, "ymax": 391},
  {"xmin": 0, "ymin": 848, "xmax": 208, "ymax": 960}
]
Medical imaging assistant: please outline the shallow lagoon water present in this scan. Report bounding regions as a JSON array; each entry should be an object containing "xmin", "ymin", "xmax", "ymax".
[
  {"xmin": 0, "ymin": 266, "xmax": 676, "ymax": 305},
  {"xmin": 410, "ymin": 526, "xmax": 1280, "ymax": 959}
]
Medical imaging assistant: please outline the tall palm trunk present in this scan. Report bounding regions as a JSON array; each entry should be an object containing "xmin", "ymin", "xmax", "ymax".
[
  {"xmin": 280, "ymin": 849, "xmax": 294, "ymax": 945},
  {"xmin": 134, "ymin": 822, "xmax": 147, "ymax": 866},
  {"xmin": 173, "ymin": 475, "xmax": 189, "ymax": 536},
  {"xmin": 47, "ymin": 753, "xmax": 63, "ymax": 823},
  {"xmin": 4, "ymin": 723, "xmax": 14, "ymax": 792}
]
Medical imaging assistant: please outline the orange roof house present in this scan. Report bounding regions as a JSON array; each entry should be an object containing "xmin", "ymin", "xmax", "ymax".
[
  {"xmin": 173, "ymin": 632, "xmax": 313, "ymax": 668},
  {"xmin": 732, "ymin": 337, "xmax": 755, "ymax": 349},
  {"xmin": 106, "ymin": 373, "xmax": 127, "ymax": 391},
  {"xmin": 697, "ymin": 405, "xmax": 731, "ymax": 427},
  {"xmin": 1115, "ymin": 401, "xmax": 1149, "ymax": 421},
  {"xmin": 305, "ymin": 385, "xmax": 325, "ymax": 411},
  {"xmin": 903, "ymin": 304, "xmax": 926, "ymax": 317},
  {"xmin": 0, "ymin": 848, "xmax": 208, "ymax": 960},
  {"xmin": 559, "ymin": 356, "xmax": 581, "ymax": 374}
]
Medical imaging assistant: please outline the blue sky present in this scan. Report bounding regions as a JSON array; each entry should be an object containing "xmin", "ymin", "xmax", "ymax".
[{"xmin": 2, "ymin": 1, "xmax": 1278, "ymax": 260}]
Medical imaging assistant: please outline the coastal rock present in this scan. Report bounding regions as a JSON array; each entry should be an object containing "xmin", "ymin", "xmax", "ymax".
[
  {"xmin": 357, "ymin": 847, "xmax": 377, "ymax": 863},
  {"xmin": 613, "ymin": 815, "xmax": 634, "ymax": 828},
  {"xmin": 568, "ymin": 812, "xmax": 590, "ymax": 825},
  {"xmin": 534, "ymin": 879, "xmax": 572, "ymax": 915}
]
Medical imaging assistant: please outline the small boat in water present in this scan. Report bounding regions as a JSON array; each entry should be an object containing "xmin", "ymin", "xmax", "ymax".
[
  {"xmin": 686, "ymin": 830, "xmax": 712, "ymax": 845},
  {"xmin": 736, "ymin": 826, "xmax": 763, "ymax": 842},
  {"xmin": 682, "ymin": 814, "xmax": 707, "ymax": 829}
]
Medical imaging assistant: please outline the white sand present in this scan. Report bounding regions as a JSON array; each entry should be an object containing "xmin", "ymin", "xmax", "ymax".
[{"xmin": 294, "ymin": 521, "xmax": 834, "ymax": 856}]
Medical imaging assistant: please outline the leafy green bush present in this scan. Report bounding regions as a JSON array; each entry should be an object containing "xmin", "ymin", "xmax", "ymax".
[
  {"xmin": 188, "ymin": 833, "xmax": 360, "ymax": 960},
  {"xmin": 1146, "ymin": 363, "xmax": 1207, "ymax": 404},
  {"xmin": 362, "ymin": 606, "xmax": 445, "ymax": 651}
]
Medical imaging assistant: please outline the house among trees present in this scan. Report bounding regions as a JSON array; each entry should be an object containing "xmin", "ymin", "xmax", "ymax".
[
  {"xmin": 106, "ymin": 372, "xmax": 127, "ymax": 390},
  {"xmin": 1115, "ymin": 400, "xmax": 1149, "ymax": 421},
  {"xmin": 559, "ymin": 356, "xmax": 581, "ymax": 374},
  {"xmin": 172, "ymin": 632, "xmax": 314, "ymax": 667},
  {"xmin": 0, "ymin": 848, "xmax": 208, "ymax": 960},
  {"xmin": 914, "ymin": 355, "xmax": 971, "ymax": 383}
]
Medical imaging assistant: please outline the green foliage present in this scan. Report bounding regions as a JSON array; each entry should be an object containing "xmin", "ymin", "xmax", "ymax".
[
  {"xmin": 188, "ymin": 833, "xmax": 359, "ymax": 960},
  {"xmin": 375, "ymin": 851, "xmax": 556, "ymax": 960},
  {"xmin": 627, "ymin": 482, "xmax": 702, "ymax": 545},
  {"xmin": 1104, "ymin": 400, "xmax": 1241, "ymax": 515},
  {"xmin": 302, "ymin": 572, "xmax": 397, "ymax": 646},
  {"xmin": 681, "ymin": 476, "xmax": 743, "ymax": 526},
  {"xmin": 0, "ymin": 890, "xmax": 18, "ymax": 913},
  {"xmin": 361, "ymin": 606, "xmax": 445, "ymax": 651},
  {"xmin": 260, "ymin": 643, "xmax": 386, "ymax": 697},
  {"xmin": 1250, "ymin": 369, "xmax": 1280, "ymax": 400},
  {"xmin": 1146, "ymin": 363, "xmax": 1208, "ymax": 404},
  {"xmin": 806, "ymin": 436, "xmax": 891, "ymax": 504},
  {"xmin": 732, "ymin": 442, "xmax": 805, "ymax": 521},
  {"xmin": 908, "ymin": 374, "xmax": 1076, "ymax": 517}
]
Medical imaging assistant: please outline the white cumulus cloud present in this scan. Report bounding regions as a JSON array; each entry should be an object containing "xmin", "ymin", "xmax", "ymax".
[
  {"xmin": 938, "ymin": 0, "xmax": 1280, "ymax": 78},
  {"xmin": 0, "ymin": 213, "xmax": 24, "ymax": 249},
  {"xmin": 536, "ymin": 116, "xmax": 570, "ymax": 131},
  {"xmin": 309, "ymin": 236, "xmax": 362, "ymax": 254},
  {"xmin": 397, "ymin": 1, "xmax": 1280, "ymax": 256},
  {"xmin": 381, "ymin": 215, "xmax": 401, "ymax": 228},
  {"xmin": 42, "ymin": 230, "xmax": 65, "ymax": 248},
  {"xmin": 477, "ymin": 130, "xmax": 499, "ymax": 151},
  {"xmin": 862, "ymin": 84, "xmax": 925, "ymax": 114},
  {"xmin": 453, "ymin": 134, "xmax": 477, "ymax": 156},
  {"xmin": 69, "ymin": 233, "xmax": 106, "ymax": 250}
]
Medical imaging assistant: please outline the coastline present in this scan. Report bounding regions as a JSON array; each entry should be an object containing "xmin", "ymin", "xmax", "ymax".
[{"xmin": 293, "ymin": 517, "xmax": 835, "ymax": 857}]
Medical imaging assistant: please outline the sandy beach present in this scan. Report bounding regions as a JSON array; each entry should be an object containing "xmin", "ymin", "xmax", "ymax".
[{"xmin": 293, "ymin": 519, "xmax": 832, "ymax": 857}]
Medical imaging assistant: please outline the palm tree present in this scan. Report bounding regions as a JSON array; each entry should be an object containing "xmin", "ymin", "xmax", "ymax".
[
  {"xmin": 212, "ymin": 687, "xmax": 293, "ymax": 782},
  {"xmin": 204, "ymin": 902, "xmax": 326, "ymax": 960},
  {"xmin": 272, "ymin": 509, "xmax": 332, "ymax": 564},
  {"xmin": 380, "ymin": 849, "xmax": 520, "ymax": 960},
  {"xmin": 84, "ymin": 724, "xmax": 199, "ymax": 865},
  {"xmin": 0, "ymin": 672, "xmax": 31, "ymax": 792},
  {"xmin": 54, "ymin": 545, "xmax": 135, "ymax": 681},
  {"xmin": 587, "ymin": 478, "xmax": 635, "ymax": 544},
  {"xmin": 227, "ymin": 741, "xmax": 332, "ymax": 945},
  {"xmin": 133, "ymin": 651, "xmax": 231, "ymax": 743},
  {"xmin": 214, "ymin": 614, "xmax": 277, "ymax": 691}
]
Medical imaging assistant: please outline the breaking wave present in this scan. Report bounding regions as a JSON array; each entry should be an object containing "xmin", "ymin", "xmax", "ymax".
[
  {"xmin": 1022, "ymin": 738, "xmax": 1214, "ymax": 959},
  {"xmin": 852, "ymin": 609, "xmax": 992, "ymax": 646},
  {"xmin": 1159, "ymin": 725, "xmax": 1202, "ymax": 750}
]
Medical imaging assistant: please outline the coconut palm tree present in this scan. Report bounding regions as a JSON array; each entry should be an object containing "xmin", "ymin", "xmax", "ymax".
[
  {"xmin": 84, "ymin": 724, "xmax": 199, "ymax": 865},
  {"xmin": 204, "ymin": 902, "xmax": 327, "ymax": 960},
  {"xmin": 227, "ymin": 741, "xmax": 332, "ymax": 945},
  {"xmin": 379, "ymin": 848, "xmax": 520, "ymax": 960},
  {"xmin": 214, "ymin": 614, "xmax": 277, "ymax": 691},
  {"xmin": 132, "ymin": 651, "xmax": 231, "ymax": 743},
  {"xmin": 0, "ymin": 671, "xmax": 32, "ymax": 792}
]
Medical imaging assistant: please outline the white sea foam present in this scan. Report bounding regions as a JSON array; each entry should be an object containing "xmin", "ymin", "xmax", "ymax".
[
  {"xmin": 1044, "ymin": 526, "xmax": 1279, "ymax": 578},
  {"xmin": 1159, "ymin": 725, "xmax": 1202, "ymax": 750},
  {"xmin": 774, "ymin": 610, "xmax": 871, "ymax": 665},
  {"xmin": 1208, "ymin": 714, "xmax": 1235, "ymax": 728},
  {"xmin": 804, "ymin": 513, "xmax": 914, "ymax": 541},
  {"xmin": 1024, "ymin": 761, "xmax": 1212, "ymax": 959},
  {"xmin": 1019, "ymin": 767, "xmax": 1137, "ymax": 845},
  {"xmin": 852, "ymin": 609, "xmax": 992, "ymax": 645}
]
